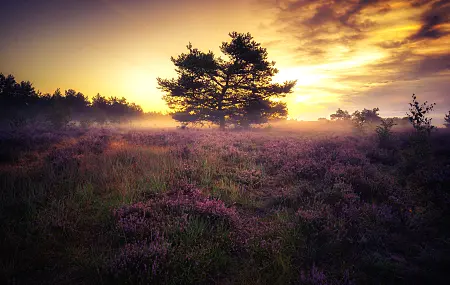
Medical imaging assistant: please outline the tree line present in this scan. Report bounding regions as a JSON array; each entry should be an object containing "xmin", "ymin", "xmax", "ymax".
[
  {"xmin": 327, "ymin": 107, "xmax": 410, "ymax": 128},
  {"xmin": 0, "ymin": 73, "xmax": 144, "ymax": 129},
  {"xmin": 2, "ymin": 32, "xmax": 449, "ymax": 130},
  {"xmin": 328, "ymin": 103, "xmax": 450, "ymax": 130}
]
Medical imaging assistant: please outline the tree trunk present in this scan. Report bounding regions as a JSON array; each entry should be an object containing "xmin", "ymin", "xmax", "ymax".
[
  {"xmin": 218, "ymin": 75, "xmax": 229, "ymax": 131},
  {"xmin": 219, "ymin": 115, "xmax": 225, "ymax": 130}
]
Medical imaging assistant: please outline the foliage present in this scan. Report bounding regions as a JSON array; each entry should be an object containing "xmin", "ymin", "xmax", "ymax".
[
  {"xmin": 1, "ymin": 94, "xmax": 450, "ymax": 285},
  {"xmin": 376, "ymin": 118, "xmax": 397, "ymax": 149},
  {"xmin": 406, "ymin": 93, "xmax": 435, "ymax": 135},
  {"xmin": 2, "ymin": 126, "xmax": 450, "ymax": 285},
  {"xmin": 330, "ymin": 108, "xmax": 351, "ymax": 121},
  {"xmin": 444, "ymin": 111, "xmax": 450, "ymax": 128},
  {"xmin": 0, "ymin": 73, "xmax": 40, "ymax": 126},
  {"xmin": 157, "ymin": 32, "xmax": 296, "ymax": 129},
  {"xmin": 0, "ymin": 73, "xmax": 144, "ymax": 129},
  {"xmin": 352, "ymin": 108, "xmax": 381, "ymax": 131}
]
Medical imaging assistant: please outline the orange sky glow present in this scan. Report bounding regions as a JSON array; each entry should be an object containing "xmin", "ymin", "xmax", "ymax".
[{"xmin": 1, "ymin": 0, "xmax": 449, "ymax": 122}]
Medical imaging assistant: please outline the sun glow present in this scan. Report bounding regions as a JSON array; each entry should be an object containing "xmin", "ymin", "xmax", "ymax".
[
  {"xmin": 274, "ymin": 67, "xmax": 329, "ymax": 86},
  {"xmin": 124, "ymin": 68, "xmax": 156, "ymax": 99}
]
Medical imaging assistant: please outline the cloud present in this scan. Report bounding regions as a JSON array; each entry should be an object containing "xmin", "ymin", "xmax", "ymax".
[
  {"xmin": 256, "ymin": 0, "xmax": 450, "ymax": 118},
  {"xmin": 409, "ymin": 0, "xmax": 450, "ymax": 41}
]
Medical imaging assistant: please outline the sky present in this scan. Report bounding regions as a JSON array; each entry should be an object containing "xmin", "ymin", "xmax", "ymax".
[{"xmin": 1, "ymin": 0, "xmax": 449, "ymax": 122}]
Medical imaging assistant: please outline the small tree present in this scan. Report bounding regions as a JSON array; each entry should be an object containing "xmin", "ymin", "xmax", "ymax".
[
  {"xmin": 352, "ymin": 108, "xmax": 381, "ymax": 128},
  {"xmin": 376, "ymin": 118, "xmax": 396, "ymax": 149},
  {"xmin": 444, "ymin": 111, "xmax": 450, "ymax": 128},
  {"xmin": 330, "ymin": 108, "xmax": 351, "ymax": 121},
  {"xmin": 48, "ymin": 88, "xmax": 71, "ymax": 129},
  {"xmin": 92, "ymin": 93, "xmax": 109, "ymax": 125},
  {"xmin": 406, "ymin": 94, "xmax": 435, "ymax": 135},
  {"xmin": 351, "ymin": 110, "xmax": 365, "ymax": 131}
]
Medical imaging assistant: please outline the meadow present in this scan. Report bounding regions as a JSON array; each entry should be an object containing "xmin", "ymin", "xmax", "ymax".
[{"xmin": 1, "ymin": 124, "xmax": 450, "ymax": 284}]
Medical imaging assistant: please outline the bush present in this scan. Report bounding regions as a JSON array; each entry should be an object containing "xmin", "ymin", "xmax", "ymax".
[
  {"xmin": 406, "ymin": 94, "xmax": 435, "ymax": 135},
  {"xmin": 376, "ymin": 118, "xmax": 396, "ymax": 149},
  {"xmin": 444, "ymin": 111, "xmax": 450, "ymax": 128}
]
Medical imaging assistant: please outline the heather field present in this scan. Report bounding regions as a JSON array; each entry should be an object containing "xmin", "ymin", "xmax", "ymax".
[{"xmin": 1, "ymin": 126, "xmax": 450, "ymax": 285}]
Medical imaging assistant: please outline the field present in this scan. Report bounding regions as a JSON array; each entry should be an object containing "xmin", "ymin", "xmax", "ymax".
[{"xmin": 1, "ymin": 125, "xmax": 450, "ymax": 284}]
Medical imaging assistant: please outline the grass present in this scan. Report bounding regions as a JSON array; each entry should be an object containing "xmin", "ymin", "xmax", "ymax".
[{"xmin": 1, "ymin": 126, "xmax": 450, "ymax": 284}]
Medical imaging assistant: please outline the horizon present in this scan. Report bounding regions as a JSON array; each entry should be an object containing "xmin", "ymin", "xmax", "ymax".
[{"xmin": 1, "ymin": 0, "xmax": 449, "ymax": 123}]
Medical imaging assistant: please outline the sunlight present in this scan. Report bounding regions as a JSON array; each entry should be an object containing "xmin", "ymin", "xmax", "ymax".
[
  {"xmin": 316, "ymin": 51, "xmax": 386, "ymax": 71},
  {"xmin": 124, "ymin": 68, "xmax": 156, "ymax": 98},
  {"xmin": 274, "ymin": 67, "xmax": 328, "ymax": 86},
  {"xmin": 295, "ymin": 94, "xmax": 312, "ymax": 103}
]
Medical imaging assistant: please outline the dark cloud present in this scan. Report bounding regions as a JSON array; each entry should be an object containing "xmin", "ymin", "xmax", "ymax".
[
  {"xmin": 339, "ymin": 52, "xmax": 450, "ymax": 83},
  {"xmin": 267, "ymin": 0, "xmax": 396, "ymax": 65},
  {"xmin": 267, "ymin": 0, "xmax": 450, "ymax": 57},
  {"xmin": 409, "ymin": 0, "xmax": 450, "ymax": 41},
  {"xmin": 304, "ymin": 4, "xmax": 335, "ymax": 27},
  {"xmin": 415, "ymin": 54, "xmax": 450, "ymax": 76}
]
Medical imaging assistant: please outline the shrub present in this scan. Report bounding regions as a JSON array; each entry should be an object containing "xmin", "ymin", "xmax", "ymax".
[
  {"xmin": 376, "ymin": 118, "xmax": 396, "ymax": 149},
  {"xmin": 406, "ymin": 94, "xmax": 435, "ymax": 135},
  {"xmin": 444, "ymin": 111, "xmax": 450, "ymax": 128}
]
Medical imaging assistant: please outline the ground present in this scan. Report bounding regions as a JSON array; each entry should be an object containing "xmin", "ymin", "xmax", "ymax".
[{"xmin": 1, "ymin": 125, "xmax": 450, "ymax": 284}]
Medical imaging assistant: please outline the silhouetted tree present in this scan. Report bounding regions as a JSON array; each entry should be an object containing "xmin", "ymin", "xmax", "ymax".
[
  {"xmin": 330, "ymin": 108, "xmax": 351, "ymax": 121},
  {"xmin": 157, "ymin": 32, "xmax": 296, "ymax": 129},
  {"xmin": 406, "ymin": 94, "xmax": 435, "ymax": 135},
  {"xmin": 230, "ymin": 97, "xmax": 287, "ymax": 128},
  {"xmin": 376, "ymin": 118, "xmax": 396, "ymax": 149},
  {"xmin": 0, "ymin": 73, "xmax": 39, "ymax": 126},
  {"xmin": 91, "ymin": 93, "xmax": 109, "ymax": 124},
  {"xmin": 64, "ymin": 89, "xmax": 91, "ymax": 119},
  {"xmin": 90, "ymin": 94, "xmax": 143, "ymax": 124},
  {"xmin": 0, "ymin": 72, "xmax": 146, "ymax": 129},
  {"xmin": 46, "ymin": 88, "xmax": 71, "ymax": 129},
  {"xmin": 444, "ymin": 111, "xmax": 450, "ymax": 128},
  {"xmin": 352, "ymin": 108, "xmax": 381, "ymax": 129}
]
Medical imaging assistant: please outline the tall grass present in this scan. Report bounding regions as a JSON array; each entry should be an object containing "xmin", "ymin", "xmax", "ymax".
[{"xmin": 1, "ymin": 127, "xmax": 449, "ymax": 284}]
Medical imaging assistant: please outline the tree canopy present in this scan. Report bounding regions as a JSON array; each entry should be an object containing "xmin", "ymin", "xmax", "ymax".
[
  {"xmin": 444, "ymin": 111, "xmax": 450, "ymax": 128},
  {"xmin": 330, "ymin": 108, "xmax": 351, "ymax": 121},
  {"xmin": 157, "ymin": 32, "xmax": 296, "ymax": 129},
  {"xmin": 352, "ymin": 107, "xmax": 382, "ymax": 127},
  {"xmin": 0, "ymin": 73, "xmax": 143, "ymax": 129}
]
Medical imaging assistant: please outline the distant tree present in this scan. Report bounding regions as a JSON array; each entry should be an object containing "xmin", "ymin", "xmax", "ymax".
[
  {"xmin": 108, "ymin": 96, "xmax": 143, "ymax": 123},
  {"xmin": 0, "ymin": 72, "xmax": 144, "ymax": 129},
  {"xmin": 91, "ymin": 93, "xmax": 109, "ymax": 124},
  {"xmin": 390, "ymin": 116, "xmax": 410, "ymax": 127},
  {"xmin": 318, "ymin": 118, "xmax": 328, "ymax": 122},
  {"xmin": 0, "ymin": 73, "xmax": 39, "ymax": 126},
  {"xmin": 90, "ymin": 94, "xmax": 143, "ymax": 124},
  {"xmin": 47, "ymin": 88, "xmax": 71, "ymax": 129},
  {"xmin": 157, "ymin": 32, "xmax": 296, "ymax": 129},
  {"xmin": 444, "ymin": 111, "xmax": 450, "ymax": 128},
  {"xmin": 352, "ymin": 108, "xmax": 382, "ymax": 131},
  {"xmin": 64, "ymin": 89, "xmax": 91, "ymax": 120},
  {"xmin": 330, "ymin": 108, "xmax": 351, "ymax": 121},
  {"xmin": 362, "ymin": 108, "xmax": 381, "ymax": 123},
  {"xmin": 406, "ymin": 94, "xmax": 435, "ymax": 135},
  {"xmin": 352, "ymin": 108, "xmax": 381, "ymax": 123},
  {"xmin": 376, "ymin": 118, "xmax": 397, "ymax": 149}
]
